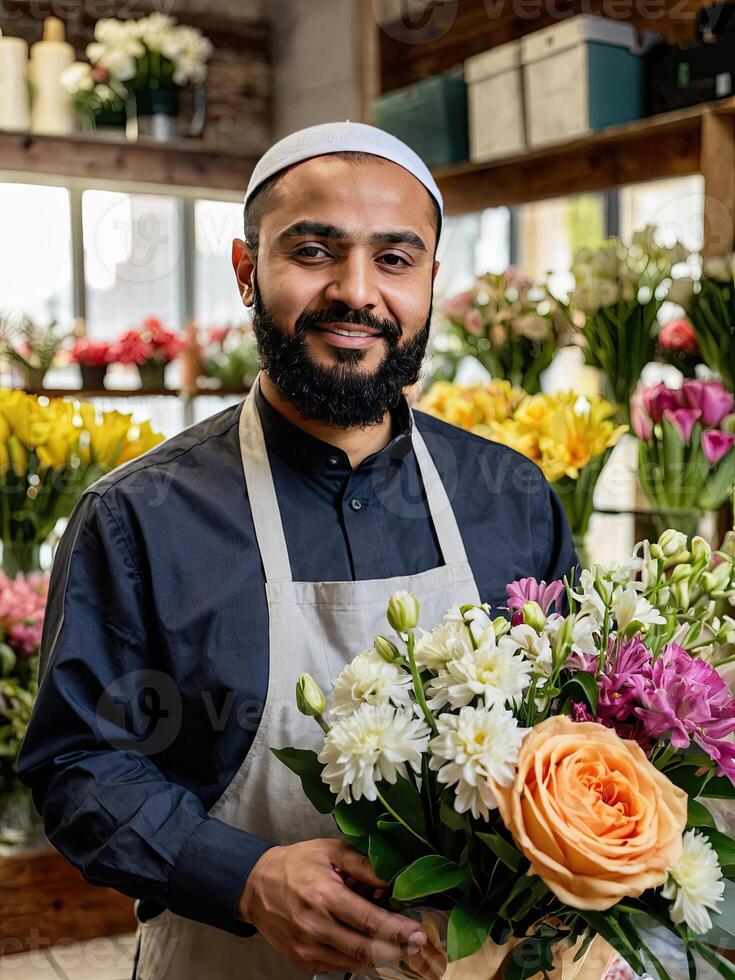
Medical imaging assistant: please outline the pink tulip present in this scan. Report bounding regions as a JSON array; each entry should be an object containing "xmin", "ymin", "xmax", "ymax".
[
  {"xmin": 702, "ymin": 429, "xmax": 735, "ymax": 466},
  {"xmin": 642, "ymin": 383, "xmax": 684, "ymax": 423},
  {"xmin": 658, "ymin": 318, "xmax": 698, "ymax": 354},
  {"xmin": 630, "ymin": 389, "xmax": 653, "ymax": 440},
  {"xmin": 663, "ymin": 408, "xmax": 701, "ymax": 444},
  {"xmin": 683, "ymin": 380, "xmax": 735, "ymax": 427}
]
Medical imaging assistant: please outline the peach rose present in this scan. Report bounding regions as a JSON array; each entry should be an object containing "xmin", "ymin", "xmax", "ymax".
[{"xmin": 489, "ymin": 716, "xmax": 687, "ymax": 910}]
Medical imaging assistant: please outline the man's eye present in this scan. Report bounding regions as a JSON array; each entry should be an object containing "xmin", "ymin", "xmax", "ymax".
[
  {"xmin": 379, "ymin": 253, "xmax": 409, "ymax": 268},
  {"xmin": 296, "ymin": 244, "xmax": 330, "ymax": 258}
]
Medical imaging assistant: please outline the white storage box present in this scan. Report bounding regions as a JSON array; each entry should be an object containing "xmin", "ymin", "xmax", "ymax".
[
  {"xmin": 465, "ymin": 41, "xmax": 526, "ymax": 163},
  {"xmin": 522, "ymin": 15, "xmax": 650, "ymax": 149}
]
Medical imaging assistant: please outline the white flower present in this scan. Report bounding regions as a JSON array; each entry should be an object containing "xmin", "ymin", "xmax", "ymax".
[
  {"xmin": 87, "ymin": 21, "xmax": 144, "ymax": 82},
  {"xmin": 443, "ymin": 603, "xmax": 494, "ymax": 645},
  {"xmin": 503, "ymin": 623, "xmax": 552, "ymax": 675},
  {"xmin": 569, "ymin": 569, "xmax": 608, "ymax": 625},
  {"xmin": 167, "ymin": 26, "xmax": 213, "ymax": 86},
  {"xmin": 428, "ymin": 704, "xmax": 528, "ymax": 820},
  {"xmin": 662, "ymin": 830, "xmax": 725, "ymax": 934},
  {"xmin": 612, "ymin": 585, "xmax": 666, "ymax": 632},
  {"xmin": 61, "ymin": 62, "xmax": 94, "ymax": 94},
  {"xmin": 425, "ymin": 631, "xmax": 532, "ymax": 710},
  {"xmin": 318, "ymin": 703, "xmax": 430, "ymax": 804},
  {"xmin": 414, "ymin": 620, "xmax": 473, "ymax": 672},
  {"xmin": 135, "ymin": 12, "xmax": 176, "ymax": 50},
  {"xmin": 329, "ymin": 650, "xmax": 413, "ymax": 719}
]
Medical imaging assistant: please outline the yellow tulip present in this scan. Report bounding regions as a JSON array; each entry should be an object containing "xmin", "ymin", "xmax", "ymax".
[{"xmin": 7, "ymin": 436, "xmax": 27, "ymax": 477}]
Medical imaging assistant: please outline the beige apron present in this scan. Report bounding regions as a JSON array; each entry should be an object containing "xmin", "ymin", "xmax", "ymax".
[{"xmin": 134, "ymin": 379, "xmax": 480, "ymax": 979}]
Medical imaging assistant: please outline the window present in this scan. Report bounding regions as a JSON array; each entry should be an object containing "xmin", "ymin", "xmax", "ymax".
[
  {"xmin": 620, "ymin": 175, "xmax": 705, "ymax": 251},
  {"xmin": 195, "ymin": 199, "xmax": 247, "ymax": 328},
  {"xmin": 0, "ymin": 182, "xmax": 73, "ymax": 324},
  {"xmin": 435, "ymin": 207, "xmax": 511, "ymax": 298},
  {"xmin": 82, "ymin": 190, "xmax": 184, "ymax": 338}
]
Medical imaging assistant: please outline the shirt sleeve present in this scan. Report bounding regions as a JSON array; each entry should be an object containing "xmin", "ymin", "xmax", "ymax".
[{"xmin": 17, "ymin": 491, "xmax": 274, "ymax": 937}]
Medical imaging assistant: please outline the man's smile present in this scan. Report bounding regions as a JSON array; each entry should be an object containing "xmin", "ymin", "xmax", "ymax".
[{"xmin": 309, "ymin": 322, "xmax": 385, "ymax": 349}]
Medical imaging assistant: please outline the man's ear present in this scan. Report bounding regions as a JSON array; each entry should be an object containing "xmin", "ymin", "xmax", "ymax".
[
  {"xmin": 431, "ymin": 259, "xmax": 440, "ymax": 282},
  {"xmin": 232, "ymin": 238, "xmax": 256, "ymax": 307}
]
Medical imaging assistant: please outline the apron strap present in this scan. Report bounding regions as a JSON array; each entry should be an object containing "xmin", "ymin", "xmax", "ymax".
[
  {"xmin": 239, "ymin": 379, "xmax": 293, "ymax": 584},
  {"xmin": 239, "ymin": 374, "xmax": 471, "ymax": 583},
  {"xmin": 410, "ymin": 420, "xmax": 471, "ymax": 567}
]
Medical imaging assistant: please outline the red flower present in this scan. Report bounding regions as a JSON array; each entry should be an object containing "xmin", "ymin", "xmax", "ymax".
[
  {"xmin": 69, "ymin": 338, "xmax": 115, "ymax": 367},
  {"xmin": 111, "ymin": 319, "xmax": 185, "ymax": 365},
  {"xmin": 659, "ymin": 318, "xmax": 698, "ymax": 354}
]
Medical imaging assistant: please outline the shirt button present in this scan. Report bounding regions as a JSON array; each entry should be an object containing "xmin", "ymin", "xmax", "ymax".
[
  {"xmin": 349, "ymin": 498, "xmax": 363, "ymax": 512},
  {"xmin": 326, "ymin": 455, "xmax": 340, "ymax": 467}
]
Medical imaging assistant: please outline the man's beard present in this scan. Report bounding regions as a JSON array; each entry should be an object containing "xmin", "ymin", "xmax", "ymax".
[{"xmin": 250, "ymin": 280, "xmax": 431, "ymax": 429}]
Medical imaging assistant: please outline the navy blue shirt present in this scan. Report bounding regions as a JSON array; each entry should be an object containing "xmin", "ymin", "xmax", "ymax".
[{"xmin": 18, "ymin": 389, "xmax": 577, "ymax": 938}]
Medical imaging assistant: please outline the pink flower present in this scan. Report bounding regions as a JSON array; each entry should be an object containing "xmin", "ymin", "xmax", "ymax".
[
  {"xmin": 659, "ymin": 318, "xmax": 698, "ymax": 354},
  {"xmin": 630, "ymin": 389, "xmax": 653, "ymax": 440},
  {"xmin": 0, "ymin": 571, "xmax": 49, "ymax": 658},
  {"xmin": 463, "ymin": 309, "xmax": 484, "ymax": 336},
  {"xmin": 663, "ymin": 407, "xmax": 701, "ymax": 444},
  {"xmin": 702, "ymin": 429, "xmax": 735, "ymax": 466},
  {"xmin": 635, "ymin": 644, "xmax": 735, "ymax": 782},
  {"xmin": 641, "ymin": 383, "xmax": 684, "ymax": 423},
  {"xmin": 682, "ymin": 380, "xmax": 735, "ymax": 427},
  {"xmin": 442, "ymin": 291, "xmax": 473, "ymax": 320},
  {"xmin": 506, "ymin": 577, "xmax": 564, "ymax": 625}
]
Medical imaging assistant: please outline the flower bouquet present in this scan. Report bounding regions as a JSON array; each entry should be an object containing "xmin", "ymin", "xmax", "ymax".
[
  {"xmin": 85, "ymin": 13, "xmax": 213, "ymax": 139},
  {"xmin": 632, "ymin": 381, "xmax": 735, "ymax": 539},
  {"xmin": 571, "ymin": 227, "xmax": 689, "ymax": 423},
  {"xmin": 273, "ymin": 527, "xmax": 735, "ymax": 980},
  {"xmin": 113, "ymin": 317, "xmax": 185, "ymax": 389},
  {"xmin": 420, "ymin": 383, "xmax": 627, "ymax": 563},
  {"xmin": 198, "ymin": 327, "xmax": 260, "ymax": 391},
  {"xmin": 67, "ymin": 337, "xmax": 117, "ymax": 389},
  {"xmin": 432, "ymin": 270, "xmax": 568, "ymax": 394},
  {"xmin": 0, "ymin": 570, "xmax": 47, "ymax": 847},
  {"xmin": 681, "ymin": 254, "xmax": 735, "ymax": 392},
  {"xmin": 0, "ymin": 313, "xmax": 71, "ymax": 390},
  {"xmin": 656, "ymin": 318, "xmax": 701, "ymax": 380},
  {"xmin": 60, "ymin": 61, "xmax": 127, "ymax": 131},
  {"xmin": 0, "ymin": 389, "xmax": 164, "ymax": 574}
]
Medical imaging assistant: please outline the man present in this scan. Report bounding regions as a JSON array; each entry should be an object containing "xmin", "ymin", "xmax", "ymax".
[{"xmin": 19, "ymin": 122, "xmax": 577, "ymax": 979}]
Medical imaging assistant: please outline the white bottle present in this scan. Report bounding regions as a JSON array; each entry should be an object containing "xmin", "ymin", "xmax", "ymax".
[
  {"xmin": 29, "ymin": 17, "xmax": 74, "ymax": 135},
  {"xmin": 0, "ymin": 29, "xmax": 30, "ymax": 132}
]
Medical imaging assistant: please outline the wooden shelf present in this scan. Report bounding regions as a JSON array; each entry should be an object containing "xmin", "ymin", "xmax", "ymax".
[
  {"xmin": 0, "ymin": 129, "xmax": 258, "ymax": 192},
  {"xmin": 433, "ymin": 98, "xmax": 735, "ymax": 215},
  {"xmin": 22, "ymin": 386, "xmax": 248, "ymax": 399}
]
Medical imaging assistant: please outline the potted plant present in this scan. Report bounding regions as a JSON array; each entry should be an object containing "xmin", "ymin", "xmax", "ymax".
[
  {"xmin": 198, "ymin": 327, "xmax": 260, "ymax": 391},
  {"xmin": 68, "ymin": 337, "xmax": 116, "ymax": 389},
  {"xmin": 85, "ymin": 13, "xmax": 213, "ymax": 141},
  {"xmin": 112, "ymin": 317, "xmax": 185, "ymax": 389},
  {"xmin": 60, "ymin": 61, "xmax": 127, "ymax": 131},
  {"xmin": 0, "ymin": 313, "xmax": 70, "ymax": 390},
  {"xmin": 432, "ymin": 269, "xmax": 568, "ymax": 394}
]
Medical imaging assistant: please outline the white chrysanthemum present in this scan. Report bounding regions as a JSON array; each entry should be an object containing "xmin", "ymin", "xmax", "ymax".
[
  {"xmin": 414, "ymin": 621, "xmax": 474, "ymax": 672},
  {"xmin": 662, "ymin": 830, "xmax": 725, "ymax": 934},
  {"xmin": 425, "ymin": 633, "xmax": 532, "ymax": 710},
  {"xmin": 318, "ymin": 703, "xmax": 430, "ymax": 805},
  {"xmin": 613, "ymin": 585, "xmax": 666, "ymax": 631},
  {"xmin": 329, "ymin": 650, "xmax": 413, "ymax": 719},
  {"xmin": 428, "ymin": 704, "xmax": 528, "ymax": 820}
]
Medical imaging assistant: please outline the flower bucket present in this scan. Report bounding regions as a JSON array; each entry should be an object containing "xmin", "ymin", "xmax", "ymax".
[
  {"xmin": 137, "ymin": 361, "xmax": 167, "ymax": 390},
  {"xmin": 350, "ymin": 909, "xmax": 617, "ymax": 980},
  {"xmin": 134, "ymin": 88, "xmax": 180, "ymax": 141},
  {"xmin": 80, "ymin": 363, "xmax": 108, "ymax": 390}
]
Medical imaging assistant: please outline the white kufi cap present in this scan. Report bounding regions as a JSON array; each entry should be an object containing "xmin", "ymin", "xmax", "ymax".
[{"xmin": 244, "ymin": 120, "xmax": 443, "ymax": 217}]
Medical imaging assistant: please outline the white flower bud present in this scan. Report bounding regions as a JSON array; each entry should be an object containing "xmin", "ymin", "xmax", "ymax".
[
  {"xmin": 295, "ymin": 673, "xmax": 327, "ymax": 717},
  {"xmin": 522, "ymin": 601, "xmax": 547, "ymax": 632},
  {"xmin": 374, "ymin": 635, "xmax": 402, "ymax": 664},
  {"xmin": 492, "ymin": 616, "xmax": 511, "ymax": 640},
  {"xmin": 387, "ymin": 591, "xmax": 420, "ymax": 632},
  {"xmin": 658, "ymin": 529, "xmax": 690, "ymax": 562},
  {"xmin": 691, "ymin": 536, "xmax": 712, "ymax": 566},
  {"xmin": 703, "ymin": 561, "xmax": 732, "ymax": 595}
]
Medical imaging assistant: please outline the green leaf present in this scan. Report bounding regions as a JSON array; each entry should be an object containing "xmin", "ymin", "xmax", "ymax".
[
  {"xmin": 477, "ymin": 831, "xmax": 522, "ymax": 872},
  {"xmin": 577, "ymin": 910, "xmax": 645, "ymax": 976},
  {"xmin": 499, "ymin": 875, "xmax": 549, "ymax": 923},
  {"xmin": 693, "ymin": 941, "xmax": 735, "ymax": 980},
  {"xmin": 447, "ymin": 899, "xmax": 494, "ymax": 962},
  {"xmin": 699, "ymin": 829, "xmax": 735, "ymax": 871},
  {"xmin": 342, "ymin": 832, "xmax": 370, "ymax": 856},
  {"xmin": 392, "ymin": 855, "xmax": 470, "ymax": 902},
  {"xmin": 379, "ymin": 774, "xmax": 428, "ymax": 839},
  {"xmin": 368, "ymin": 833, "xmax": 406, "ymax": 883},
  {"xmin": 332, "ymin": 798, "xmax": 377, "ymax": 838},
  {"xmin": 270, "ymin": 746, "xmax": 336, "ymax": 814},
  {"xmin": 667, "ymin": 767, "xmax": 735, "ymax": 800},
  {"xmin": 559, "ymin": 670, "xmax": 599, "ymax": 714},
  {"xmin": 687, "ymin": 799, "xmax": 717, "ymax": 829},
  {"xmin": 439, "ymin": 801, "xmax": 466, "ymax": 832}
]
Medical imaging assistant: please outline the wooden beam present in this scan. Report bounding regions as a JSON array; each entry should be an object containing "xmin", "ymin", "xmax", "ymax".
[
  {"xmin": 434, "ymin": 100, "xmax": 705, "ymax": 214},
  {"xmin": 0, "ymin": 131, "xmax": 258, "ymax": 193},
  {"xmin": 701, "ymin": 108, "xmax": 735, "ymax": 256},
  {"xmin": 358, "ymin": 0, "xmax": 383, "ymax": 123}
]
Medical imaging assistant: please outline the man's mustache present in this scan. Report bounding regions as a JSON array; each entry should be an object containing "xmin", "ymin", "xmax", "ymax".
[{"xmin": 295, "ymin": 308, "xmax": 402, "ymax": 345}]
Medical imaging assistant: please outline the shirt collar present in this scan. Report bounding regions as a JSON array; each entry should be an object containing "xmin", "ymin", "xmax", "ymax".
[{"xmin": 255, "ymin": 385, "xmax": 413, "ymax": 475}]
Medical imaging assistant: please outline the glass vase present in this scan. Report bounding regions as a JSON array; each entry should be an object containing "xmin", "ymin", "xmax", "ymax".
[
  {"xmin": 0, "ymin": 783, "xmax": 44, "ymax": 850},
  {"xmin": 1, "ymin": 541, "xmax": 42, "ymax": 577}
]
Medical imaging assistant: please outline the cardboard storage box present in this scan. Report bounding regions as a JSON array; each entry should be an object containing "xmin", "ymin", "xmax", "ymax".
[
  {"xmin": 522, "ymin": 15, "xmax": 649, "ymax": 149},
  {"xmin": 466, "ymin": 41, "xmax": 526, "ymax": 163}
]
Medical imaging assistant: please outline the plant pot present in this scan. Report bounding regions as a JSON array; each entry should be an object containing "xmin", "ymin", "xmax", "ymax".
[
  {"xmin": 1, "ymin": 541, "xmax": 42, "ymax": 577},
  {"xmin": 137, "ymin": 361, "xmax": 167, "ymax": 390},
  {"xmin": 95, "ymin": 105, "xmax": 127, "ymax": 130},
  {"xmin": 134, "ymin": 88, "xmax": 180, "ymax": 141},
  {"xmin": 19, "ymin": 366, "xmax": 46, "ymax": 391},
  {"xmin": 80, "ymin": 364, "xmax": 108, "ymax": 390}
]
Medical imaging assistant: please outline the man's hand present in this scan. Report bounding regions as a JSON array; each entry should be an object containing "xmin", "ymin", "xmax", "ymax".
[{"xmin": 238, "ymin": 838, "xmax": 428, "ymax": 975}]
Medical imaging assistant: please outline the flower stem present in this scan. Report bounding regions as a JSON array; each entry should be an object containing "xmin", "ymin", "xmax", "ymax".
[
  {"xmin": 314, "ymin": 713, "xmax": 330, "ymax": 735},
  {"xmin": 376, "ymin": 789, "xmax": 435, "ymax": 852},
  {"xmin": 406, "ymin": 631, "xmax": 437, "ymax": 735}
]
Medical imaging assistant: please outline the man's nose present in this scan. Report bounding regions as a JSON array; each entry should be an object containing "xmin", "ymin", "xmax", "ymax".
[{"xmin": 323, "ymin": 249, "xmax": 380, "ymax": 311}]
